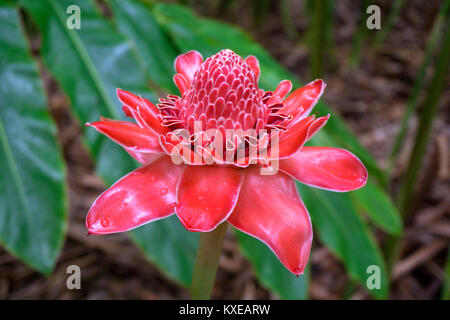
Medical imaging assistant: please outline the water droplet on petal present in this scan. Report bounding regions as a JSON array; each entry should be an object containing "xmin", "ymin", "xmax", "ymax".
[
  {"xmin": 100, "ymin": 217, "xmax": 110, "ymax": 228},
  {"xmin": 169, "ymin": 202, "xmax": 177, "ymax": 210}
]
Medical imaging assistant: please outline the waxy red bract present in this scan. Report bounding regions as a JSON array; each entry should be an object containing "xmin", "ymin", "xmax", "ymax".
[{"xmin": 86, "ymin": 49, "xmax": 367, "ymax": 275}]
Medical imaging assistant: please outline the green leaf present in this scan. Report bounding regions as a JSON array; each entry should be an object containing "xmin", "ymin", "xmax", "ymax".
[
  {"xmin": 352, "ymin": 179, "xmax": 403, "ymax": 235},
  {"xmin": 388, "ymin": 0, "xmax": 450, "ymax": 175},
  {"xmin": 151, "ymin": 2, "xmax": 295, "ymax": 94},
  {"xmin": 314, "ymin": 102, "xmax": 386, "ymax": 182},
  {"xmin": 310, "ymin": 130, "xmax": 402, "ymax": 235},
  {"xmin": 108, "ymin": 0, "xmax": 179, "ymax": 93},
  {"xmin": 0, "ymin": 3, "xmax": 67, "ymax": 275},
  {"xmin": 21, "ymin": 0, "xmax": 154, "ymax": 185},
  {"xmin": 21, "ymin": 0, "xmax": 199, "ymax": 287},
  {"xmin": 130, "ymin": 215, "xmax": 199, "ymax": 287},
  {"xmin": 235, "ymin": 230, "xmax": 309, "ymax": 299},
  {"xmin": 297, "ymin": 183, "xmax": 389, "ymax": 299}
]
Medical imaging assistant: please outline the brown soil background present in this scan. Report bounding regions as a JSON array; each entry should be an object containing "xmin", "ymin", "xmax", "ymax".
[{"xmin": 0, "ymin": 0, "xmax": 448, "ymax": 299}]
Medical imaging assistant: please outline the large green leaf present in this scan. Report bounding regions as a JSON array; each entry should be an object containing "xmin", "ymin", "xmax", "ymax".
[
  {"xmin": 352, "ymin": 179, "xmax": 402, "ymax": 235},
  {"xmin": 297, "ymin": 183, "xmax": 389, "ymax": 299},
  {"xmin": 21, "ymin": 0, "xmax": 153, "ymax": 185},
  {"xmin": 21, "ymin": 0, "xmax": 198, "ymax": 285},
  {"xmin": 151, "ymin": 2, "xmax": 296, "ymax": 95},
  {"xmin": 0, "ymin": 4, "xmax": 67, "ymax": 275},
  {"xmin": 108, "ymin": 0, "xmax": 178, "ymax": 93},
  {"xmin": 310, "ymin": 130, "xmax": 402, "ymax": 235},
  {"xmin": 235, "ymin": 230, "xmax": 309, "ymax": 299},
  {"xmin": 304, "ymin": 130, "xmax": 395, "ymax": 297}
]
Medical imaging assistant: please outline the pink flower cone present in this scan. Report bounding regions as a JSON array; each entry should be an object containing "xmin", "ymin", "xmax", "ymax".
[{"xmin": 86, "ymin": 49, "xmax": 367, "ymax": 275}]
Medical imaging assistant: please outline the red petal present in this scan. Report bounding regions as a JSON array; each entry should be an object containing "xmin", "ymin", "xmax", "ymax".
[
  {"xmin": 134, "ymin": 105, "xmax": 168, "ymax": 136},
  {"xmin": 176, "ymin": 166, "xmax": 243, "ymax": 232},
  {"xmin": 159, "ymin": 133, "xmax": 207, "ymax": 165},
  {"xmin": 280, "ymin": 147, "xmax": 368, "ymax": 192},
  {"xmin": 116, "ymin": 89, "xmax": 159, "ymax": 114},
  {"xmin": 227, "ymin": 169, "xmax": 312, "ymax": 275},
  {"xmin": 117, "ymin": 89, "xmax": 167, "ymax": 135},
  {"xmin": 87, "ymin": 119, "xmax": 163, "ymax": 163},
  {"xmin": 117, "ymin": 88, "xmax": 141, "ymax": 108},
  {"xmin": 271, "ymin": 80, "xmax": 292, "ymax": 103},
  {"xmin": 122, "ymin": 105, "xmax": 149, "ymax": 129},
  {"xmin": 122, "ymin": 105, "xmax": 132, "ymax": 118},
  {"xmin": 174, "ymin": 50, "xmax": 203, "ymax": 85},
  {"xmin": 173, "ymin": 73, "xmax": 189, "ymax": 95},
  {"xmin": 86, "ymin": 157, "xmax": 184, "ymax": 234},
  {"xmin": 245, "ymin": 55, "xmax": 260, "ymax": 81},
  {"xmin": 275, "ymin": 115, "xmax": 330, "ymax": 158},
  {"xmin": 280, "ymin": 79, "xmax": 326, "ymax": 124},
  {"xmin": 306, "ymin": 114, "xmax": 329, "ymax": 140},
  {"xmin": 276, "ymin": 116, "xmax": 315, "ymax": 158}
]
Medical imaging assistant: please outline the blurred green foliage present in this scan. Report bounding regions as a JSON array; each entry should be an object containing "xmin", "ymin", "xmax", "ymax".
[{"xmin": 0, "ymin": 3, "xmax": 67, "ymax": 275}]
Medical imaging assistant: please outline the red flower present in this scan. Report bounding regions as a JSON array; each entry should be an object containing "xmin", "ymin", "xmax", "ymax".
[{"xmin": 86, "ymin": 49, "xmax": 367, "ymax": 275}]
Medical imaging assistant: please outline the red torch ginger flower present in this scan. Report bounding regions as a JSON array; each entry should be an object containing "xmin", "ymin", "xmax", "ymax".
[{"xmin": 86, "ymin": 49, "xmax": 367, "ymax": 275}]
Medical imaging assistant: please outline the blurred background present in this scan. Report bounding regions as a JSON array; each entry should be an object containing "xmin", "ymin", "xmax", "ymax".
[{"xmin": 0, "ymin": 0, "xmax": 449, "ymax": 299}]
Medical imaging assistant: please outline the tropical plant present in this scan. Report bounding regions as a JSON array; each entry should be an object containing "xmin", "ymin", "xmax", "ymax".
[{"xmin": 0, "ymin": 0, "xmax": 410, "ymax": 299}]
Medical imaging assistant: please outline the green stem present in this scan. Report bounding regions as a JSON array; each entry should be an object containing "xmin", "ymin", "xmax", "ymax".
[
  {"xmin": 384, "ymin": 22, "xmax": 450, "ymax": 272},
  {"xmin": 388, "ymin": 0, "xmax": 450, "ymax": 177},
  {"xmin": 396, "ymin": 26, "xmax": 450, "ymax": 219},
  {"xmin": 442, "ymin": 247, "xmax": 450, "ymax": 300},
  {"xmin": 349, "ymin": 0, "xmax": 372, "ymax": 68},
  {"xmin": 342, "ymin": 279, "xmax": 357, "ymax": 300},
  {"xmin": 218, "ymin": 0, "xmax": 237, "ymax": 16},
  {"xmin": 252, "ymin": 0, "xmax": 270, "ymax": 29},
  {"xmin": 280, "ymin": 0, "xmax": 298, "ymax": 40},
  {"xmin": 190, "ymin": 222, "xmax": 228, "ymax": 299}
]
